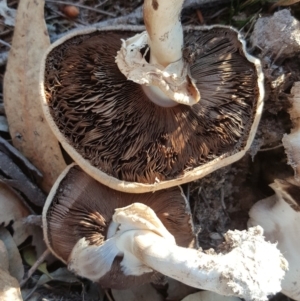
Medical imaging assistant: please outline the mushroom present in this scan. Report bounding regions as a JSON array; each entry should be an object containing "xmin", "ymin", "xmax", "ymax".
[
  {"xmin": 43, "ymin": 167, "xmax": 287, "ymax": 300},
  {"xmin": 69, "ymin": 210, "xmax": 286, "ymax": 301},
  {"xmin": 40, "ymin": 0, "xmax": 264, "ymax": 193},
  {"xmin": 42, "ymin": 164, "xmax": 195, "ymax": 289},
  {"xmin": 248, "ymin": 178, "xmax": 300, "ymax": 301}
]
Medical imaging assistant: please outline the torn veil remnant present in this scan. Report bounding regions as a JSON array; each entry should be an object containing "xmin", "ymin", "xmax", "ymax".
[
  {"xmin": 40, "ymin": 0, "xmax": 264, "ymax": 193},
  {"xmin": 249, "ymin": 179, "xmax": 300, "ymax": 301},
  {"xmin": 42, "ymin": 164, "xmax": 195, "ymax": 289},
  {"xmin": 43, "ymin": 165, "xmax": 287, "ymax": 301}
]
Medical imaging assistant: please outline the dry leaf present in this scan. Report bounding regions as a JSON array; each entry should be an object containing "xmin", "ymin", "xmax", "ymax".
[
  {"xmin": 0, "ymin": 137, "xmax": 46, "ymax": 207},
  {"xmin": 3, "ymin": 0, "xmax": 66, "ymax": 192},
  {"xmin": 0, "ymin": 137, "xmax": 43, "ymax": 182},
  {"xmin": 22, "ymin": 246, "xmax": 51, "ymax": 279},
  {"xmin": 37, "ymin": 267, "xmax": 79, "ymax": 286},
  {"xmin": 112, "ymin": 284, "xmax": 164, "ymax": 301},
  {"xmin": 0, "ymin": 181, "xmax": 47, "ymax": 260},
  {"xmin": 274, "ymin": 0, "xmax": 300, "ymax": 6},
  {"xmin": 0, "ymin": 240, "xmax": 9, "ymax": 272},
  {"xmin": 0, "ymin": 116, "xmax": 8, "ymax": 132},
  {"xmin": 0, "ymin": 228, "xmax": 24, "ymax": 282},
  {"xmin": 0, "ymin": 153, "xmax": 45, "ymax": 207},
  {"xmin": 0, "ymin": 181, "xmax": 31, "ymax": 245},
  {"xmin": 0, "ymin": 268, "xmax": 23, "ymax": 301}
]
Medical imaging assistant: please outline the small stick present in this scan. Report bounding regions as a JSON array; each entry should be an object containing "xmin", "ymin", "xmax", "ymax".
[
  {"xmin": 20, "ymin": 249, "xmax": 51, "ymax": 287},
  {"xmin": 45, "ymin": 0, "xmax": 116, "ymax": 17},
  {"xmin": 105, "ymin": 289, "xmax": 114, "ymax": 301},
  {"xmin": 0, "ymin": 39, "xmax": 11, "ymax": 48},
  {"xmin": 258, "ymin": 144, "xmax": 283, "ymax": 152},
  {"xmin": 196, "ymin": 9, "xmax": 204, "ymax": 24}
]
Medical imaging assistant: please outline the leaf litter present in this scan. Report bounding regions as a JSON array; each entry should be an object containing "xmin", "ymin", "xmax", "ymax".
[{"xmin": 1, "ymin": 0, "xmax": 300, "ymax": 301}]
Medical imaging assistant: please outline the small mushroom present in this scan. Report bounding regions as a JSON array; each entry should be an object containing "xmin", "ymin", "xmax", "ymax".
[
  {"xmin": 40, "ymin": 0, "xmax": 264, "ymax": 193},
  {"xmin": 42, "ymin": 164, "xmax": 195, "ymax": 289},
  {"xmin": 248, "ymin": 178, "xmax": 300, "ymax": 301},
  {"xmin": 43, "ymin": 165, "xmax": 287, "ymax": 300}
]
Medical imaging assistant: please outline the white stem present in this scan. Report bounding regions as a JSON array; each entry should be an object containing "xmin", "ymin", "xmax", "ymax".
[
  {"xmin": 68, "ymin": 203, "xmax": 286, "ymax": 300},
  {"xmin": 116, "ymin": 228, "xmax": 286, "ymax": 301},
  {"xmin": 143, "ymin": 0, "xmax": 184, "ymax": 67},
  {"xmin": 141, "ymin": 0, "xmax": 186, "ymax": 107},
  {"xmin": 115, "ymin": 0, "xmax": 200, "ymax": 106}
]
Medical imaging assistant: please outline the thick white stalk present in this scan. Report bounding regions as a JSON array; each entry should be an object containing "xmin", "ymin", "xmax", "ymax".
[
  {"xmin": 68, "ymin": 204, "xmax": 286, "ymax": 301},
  {"xmin": 143, "ymin": 0, "xmax": 184, "ymax": 67},
  {"xmin": 116, "ymin": 228, "xmax": 286, "ymax": 301},
  {"xmin": 115, "ymin": 0, "xmax": 200, "ymax": 106},
  {"xmin": 142, "ymin": 0, "xmax": 197, "ymax": 107}
]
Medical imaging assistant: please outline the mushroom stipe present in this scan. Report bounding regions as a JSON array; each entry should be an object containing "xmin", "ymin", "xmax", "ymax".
[{"xmin": 40, "ymin": 25, "xmax": 264, "ymax": 193}]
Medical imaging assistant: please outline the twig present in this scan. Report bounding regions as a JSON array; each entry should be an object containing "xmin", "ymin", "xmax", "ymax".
[
  {"xmin": 0, "ymin": 29, "xmax": 13, "ymax": 37},
  {"xmin": 220, "ymin": 187, "xmax": 226, "ymax": 210},
  {"xmin": 45, "ymin": 0, "xmax": 116, "ymax": 17},
  {"xmin": 23, "ymin": 284, "xmax": 38, "ymax": 301},
  {"xmin": 95, "ymin": 0, "xmax": 109, "ymax": 8},
  {"xmin": 0, "ymin": 39, "xmax": 11, "ymax": 48},
  {"xmin": 196, "ymin": 9, "xmax": 204, "ymax": 24},
  {"xmin": 258, "ymin": 144, "xmax": 283, "ymax": 152},
  {"xmin": 105, "ymin": 289, "xmax": 114, "ymax": 301},
  {"xmin": 20, "ymin": 249, "xmax": 51, "ymax": 287},
  {"xmin": 22, "ymin": 215, "xmax": 42, "ymax": 227}
]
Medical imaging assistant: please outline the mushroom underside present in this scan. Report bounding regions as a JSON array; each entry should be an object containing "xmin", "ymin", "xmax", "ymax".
[
  {"xmin": 44, "ymin": 27, "xmax": 259, "ymax": 184},
  {"xmin": 43, "ymin": 165, "xmax": 194, "ymax": 288}
]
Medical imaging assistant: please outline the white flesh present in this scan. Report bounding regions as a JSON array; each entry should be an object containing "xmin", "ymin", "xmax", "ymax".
[{"xmin": 69, "ymin": 203, "xmax": 287, "ymax": 301}]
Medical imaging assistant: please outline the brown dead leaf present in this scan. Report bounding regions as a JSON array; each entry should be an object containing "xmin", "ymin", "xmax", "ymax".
[
  {"xmin": 0, "ymin": 240, "xmax": 9, "ymax": 272},
  {"xmin": 0, "ymin": 228, "xmax": 24, "ymax": 282},
  {"xmin": 0, "ymin": 181, "xmax": 47, "ymax": 260},
  {"xmin": 112, "ymin": 284, "xmax": 164, "ymax": 301},
  {"xmin": 273, "ymin": 0, "xmax": 300, "ymax": 6},
  {"xmin": 3, "ymin": 0, "xmax": 66, "ymax": 193},
  {"xmin": 0, "ymin": 181, "xmax": 31, "ymax": 245},
  {"xmin": 0, "ymin": 137, "xmax": 46, "ymax": 207},
  {"xmin": 0, "ymin": 268, "xmax": 23, "ymax": 301}
]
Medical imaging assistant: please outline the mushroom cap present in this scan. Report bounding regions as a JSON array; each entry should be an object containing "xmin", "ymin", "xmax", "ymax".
[
  {"xmin": 40, "ymin": 25, "xmax": 264, "ymax": 193},
  {"xmin": 42, "ymin": 164, "xmax": 195, "ymax": 288}
]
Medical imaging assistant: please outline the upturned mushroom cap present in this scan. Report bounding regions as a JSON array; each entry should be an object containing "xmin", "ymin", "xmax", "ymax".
[
  {"xmin": 40, "ymin": 24, "xmax": 264, "ymax": 193},
  {"xmin": 42, "ymin": 164, "xmax": 195, "ymax": 289}
]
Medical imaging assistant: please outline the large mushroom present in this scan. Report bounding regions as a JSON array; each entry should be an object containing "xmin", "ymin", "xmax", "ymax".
[
  {"xmin": 43, "ymin": 164, "xmax": 287, "ymax": 300},
  {"xmin": 42, "ymin": 164, "xmax": 195, "ymax": 289},
  {"xmin": 40, "ymin": 0, "xmax": 264, "ymax": 193}
]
